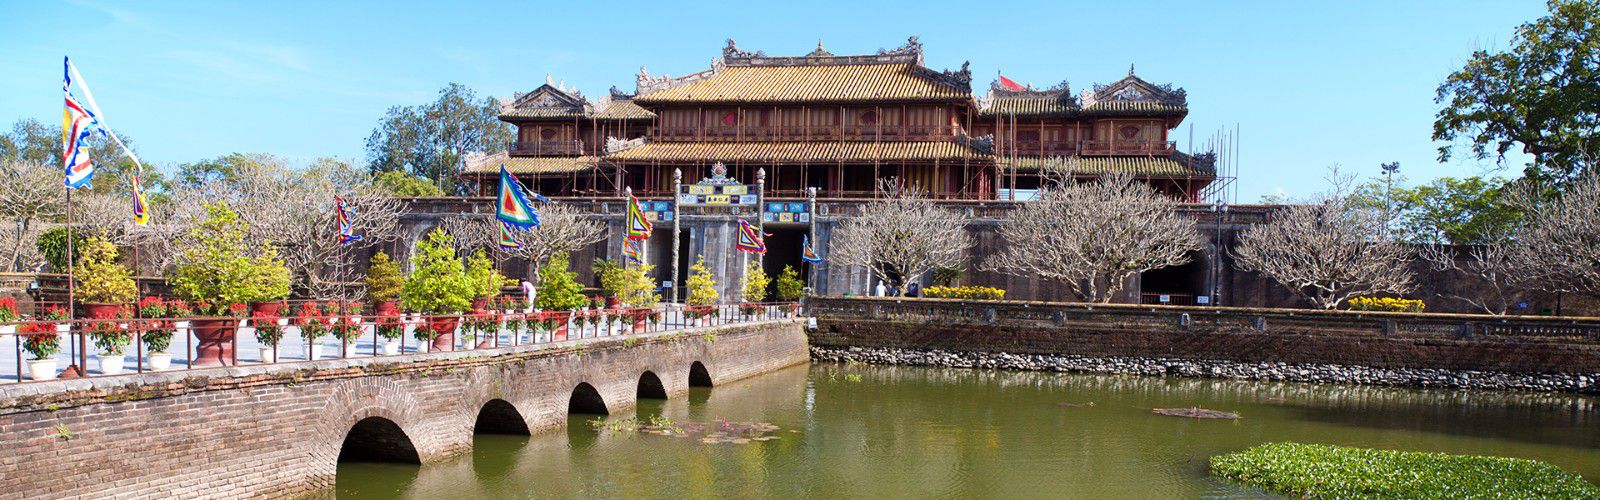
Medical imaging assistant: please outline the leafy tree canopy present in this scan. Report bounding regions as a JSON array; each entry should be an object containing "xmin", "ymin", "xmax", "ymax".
[
  {"xmin": 1353, "ymin": 175, "xmax": 1521, "ymax": 245},
  {"xmin": 365, "ymin": 83, "xmax": 512, "ymax": 193},
  {"xmin": 373, "ymin": 170, "xmax": 442, "ymax": 197},
  {"xmin": 1434, "ymin": 0, "xmax": 1600, "ymax": 183}
]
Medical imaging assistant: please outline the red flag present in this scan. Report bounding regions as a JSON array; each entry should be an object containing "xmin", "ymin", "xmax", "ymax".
[{"xmin": 997, "ymin": 75, "xmax": 1028, "ymax": 92}]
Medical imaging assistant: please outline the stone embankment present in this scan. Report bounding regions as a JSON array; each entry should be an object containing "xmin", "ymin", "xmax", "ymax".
[{"xmin": 811, "ymin": 346, "xmax": 1600, "ymax": 394}]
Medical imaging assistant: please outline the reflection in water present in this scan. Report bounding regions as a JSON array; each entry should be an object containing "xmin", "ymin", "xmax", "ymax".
[{"xmin": 338, "ymin": 363, "xmax": 1600, "ymax": 498}]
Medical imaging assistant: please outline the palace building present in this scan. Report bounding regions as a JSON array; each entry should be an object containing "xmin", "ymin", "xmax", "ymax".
[{"xmin": 444, "ymin": 38, "xmax": 1247, "ymax": 305}]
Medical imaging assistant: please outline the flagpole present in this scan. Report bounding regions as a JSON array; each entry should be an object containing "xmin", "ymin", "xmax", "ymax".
[
  {"xmin": 67, "ymin": 186, "xmax": 84, "ymax": 375},
  {"xmin": 670, "ymin": 168, "xmax": 682, "ymax": 305}
]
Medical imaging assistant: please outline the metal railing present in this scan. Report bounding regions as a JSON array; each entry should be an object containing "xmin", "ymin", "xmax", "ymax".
[{"xmin": 1, "ymin": 302, "xmax": 801, "ymax": 384}]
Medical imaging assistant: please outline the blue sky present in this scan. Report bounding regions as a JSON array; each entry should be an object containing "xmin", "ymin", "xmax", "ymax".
[{"xmin": 1, "ymin": 0, "xmax": 1546, "ymax": 200}]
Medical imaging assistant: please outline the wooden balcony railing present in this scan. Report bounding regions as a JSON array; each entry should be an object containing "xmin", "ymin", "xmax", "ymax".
[
  {"xmin": 1078, "ymin": 140, "xmax": 1177, "ymax": 156},
  {"xmin": 648, "ymin": 125, "xmax": 958, "ymax": 142},
  {"xmin": 511, "ymin": 140, "xmax": 585, "ymax": 156}
]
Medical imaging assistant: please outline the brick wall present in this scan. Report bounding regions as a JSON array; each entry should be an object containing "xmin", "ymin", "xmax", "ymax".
[
  {"xmin": 810, "ymin": 297, "xmax": 1600, "ymax": 374},
  {"xmin": 0, "ymin": 321, "xmax": 808, "ymax": 499}
]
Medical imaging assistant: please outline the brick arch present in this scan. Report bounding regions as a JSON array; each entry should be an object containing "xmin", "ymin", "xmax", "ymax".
[
  {"xmin": 636, "ymin": 370, "xmax": 668, "ymax": 399},
  {"xmin": 460, "ymin": 365, "xmax": 537, "ymax": 433},
  {"xmin": 569, "ymin": 382, "xmax": 609, "ymax": 415},
  {"xmin": 689, "ymin": 360, "xmax": 714, "ymax": 387},
  {"xmin": 313, "ymin": 378, "xmax": 438, "ymax": 467},
  {"xmin": 338, "ymin": 416, "xmax": 420, "ymax": 464}
]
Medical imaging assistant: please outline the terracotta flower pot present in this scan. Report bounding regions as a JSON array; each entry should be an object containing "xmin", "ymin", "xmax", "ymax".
[
  {"xmin": 375, "ymin": 300, "xmax": 399, "ymax": 315},
  {"xmin": 427, "ymin": 316, "xmax": 459, "ymax": 351},
  {"xmin": 606, "ymin": 297, "xmax": 622, "ymax": 308},
  {"xmin": 632, "ymin": 316, "xmax": 648, "ymax": 334},
  {"xmin": 190, "ymin": 318, "xmax": 238, "ymax": 366},
  {"xmin": 249, "ymin": 301, "xmax": 285, "ymax": 317},
  {"xmin": 78, "ymin": 302, "xmax": 122, "ymax": 319},
  {"xmin": 471, "ymin": 298, "xmax": 490, "ymax": 310}
]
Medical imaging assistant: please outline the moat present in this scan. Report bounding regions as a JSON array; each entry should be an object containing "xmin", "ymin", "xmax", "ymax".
[{"xmin": 336, "ymin": 363, "xmax": 1600, "ymax": 498}]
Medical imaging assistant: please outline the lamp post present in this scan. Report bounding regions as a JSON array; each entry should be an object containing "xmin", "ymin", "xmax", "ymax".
[
  {"xmin": 1210, "ymin": 198, "xmax": 1227, "ymax": 306},
  {"xmin": 1380, "ymin": 162, "xmax": 1400, "ymax": 234},
  {"xmin": 671, "ymin": 168, "xmax": 682, "ymax": 305}
]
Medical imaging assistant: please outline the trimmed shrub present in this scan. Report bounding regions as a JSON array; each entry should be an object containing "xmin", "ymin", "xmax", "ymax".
[
  {"xmin": 924, "ymin": 286, "xmax": 1006, "ymax": 301},
  {"xmin": 1346, "ymin": 296, "xmax": 1425, "ymax": 312}
]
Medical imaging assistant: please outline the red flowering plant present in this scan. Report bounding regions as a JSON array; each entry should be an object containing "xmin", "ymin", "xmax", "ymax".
[
  {"xmin": 88, "ymin": 308, "xmax": 133, "ymax": 356},
  {"xmin": 460, "ymin": 308, "xmax": 496, "ymax": 345},
  {"xmin": 252, "ymin": 311, "xmax": 284, "ymax": 348},
  {"xmin": 296, "ymin": 302, "xmax": 327, "ymax": 344},
  {"xmin": 374, "ymin": 313, "xmax": 404, "ymax": 342},
  {"xmin": 135, "ymin": 298, "xmax": 176, "ymax": 354},
  {"xmin": 331, "ymin": 304, "xmax": 361, "ymax": 345},
  {"xmin": 189, "ymin": 300, "xmax": 245, "ymax": 318},
  {"xmin": 20, "ymin": 322, "xmax": 59, "ymax": 360},
  {"xmin": 0, "ymin": 297, "xmax": 19, "ymax": 323},
  {"xmin": 166, "ymin": 299, "xmax": 192, "ymax": 318}
]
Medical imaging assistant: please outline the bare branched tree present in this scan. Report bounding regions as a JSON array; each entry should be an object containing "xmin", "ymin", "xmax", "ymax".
[
  {"xmin": 440, "ymin": 203, "xmax": 607, "ymax": 276},
  {"xmin": 0, "ymin": 160, "xmax": 62, "ymax": 271},
  {"xmin": 1233, "ymin": 170, "xmax": 1414, "ymax": 309},
  {"xmin": 831, "ymin": 179, "xmax": 971, "ymax": 289},
  {"xmin": 502, "ymin": 203, "xmax": 606, "ymax": 272},
  {"xmin": 1507, "ymin": 167, "xmax": 1600, "ymax": 296},
  {"xmin": 157, "ymin": 156, "xmax": 404, "ymax": 295},
  {"xmin": 1418, "ymin": 242, "xmax": 1527, "ymax": 315},
  {"xmin": 987, "ymin": 173, "xmax": 1201, "ymax": 303}
]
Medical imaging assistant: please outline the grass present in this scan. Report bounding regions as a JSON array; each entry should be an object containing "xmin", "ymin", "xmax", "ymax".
[{"xmin": 1210, "ymin": 442, "xmax": 1600, "ymax": 499}]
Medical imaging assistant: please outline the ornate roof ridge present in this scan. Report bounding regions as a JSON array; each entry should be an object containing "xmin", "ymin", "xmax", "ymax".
[
  {"xmin": 505, "ymin": 80, "xmax": 587, "ymax": 114},
  {"xmin": 1081, "ymin": 69, "xmax": 1187, "ymax": 108},
  {"xmin": 988, "ymin": 79, "xmax": 1072, "ymax": 98},
  {"xmin": 720, "ymin": 36, "xmax": 926, "ymax": 67}
]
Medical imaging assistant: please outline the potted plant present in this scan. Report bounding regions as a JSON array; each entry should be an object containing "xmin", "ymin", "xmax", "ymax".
[
  {"xmin": 74, "ymin": 237, "xmax": 139, "ymax": 318},
  {"xmin": 253, "ymin": 311, "xmax": 285, "ymax": 362},
  {"xmin": 401, "ymin": 230, "xmax": 474, "ymax": 351},
  {"xmin": 685, "ymin": 255, "xmax": 720, "ymax": 326},
  {"xmin": 775, "ymin": 265, "xmax": 805, "ymax": 314},
  {"xmin": 365, "ymin": 251, "xmax": 405, "ymax": 315},
  {"xmin": 613, "ymin": 263, "xmax": 660, "ymax": 334},
  {"xmin": 21, "ymin": 316, "xmax": 61, "ymax": 380},
  {"xmin": 375, "ymin": 314, "xmax": 403, "ymax": 355},
  {"xmin": 296, "ymin": 301, "xmax": 328, "ymax": 360},
  {"xmin": 594, "ymin": 259, "xmax": 626, "ymax": 308},
  {"xmin": 167, "ymin": 203, "xmax": 292, "ymax": 366},
  {"xmin": 88, "ymin": 308, "xmax": 132, "ymax": 375},
  {"xmin": 136, "ymin": 296, "xmax": 176, "ymax": 370},
  {"xmin": 461, "ymin": 309, "xmax": 496, "ymax": 348},
  {"xmin": 412, "ymin": 320, "xmax": 436, "ymax": 353},
  {"xmin": 498, "ymin": 296, "xmax": 527, "ymax": 343},
  {"xmin": 534, "ymin": 252, "xmax": 588, "ymax": 341},
  {"xmin": 167, "ymin": 299, "xmax": 193, "ymax": 339},
  {"xmin": 465, "ymin": 250, "xmax": 505, "ymax": 311},
  {"xmin": 0, "ymin": 297, "xmax": 19, "ymax": 341},
  {"xmin": 740, "ymin": 260, "xmax": 769, "ymax": 318}
]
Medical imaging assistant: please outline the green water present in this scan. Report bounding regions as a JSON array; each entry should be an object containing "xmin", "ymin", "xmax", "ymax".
[{"xmin": 337, "ymin": 363, "xmax": 1600, "ymax": 498}]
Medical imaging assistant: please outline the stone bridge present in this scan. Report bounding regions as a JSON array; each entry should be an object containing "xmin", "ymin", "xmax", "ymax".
[{"xmin": 0, "ymin": 320, "xmax": 807, "ymax": 499}]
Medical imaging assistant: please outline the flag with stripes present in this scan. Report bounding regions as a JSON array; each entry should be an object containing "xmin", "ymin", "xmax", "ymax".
[
  {"xmin": 497, "ymin": 165, "xmax": 540, "ymax": 229},
  {"xmin": 735, "ymin": 220, "xmax": 766, "ymax": 253},
  {"xmin": 132, "ymin": 174, "xmax": 150, "ymax": 226},
  {"xmin": 622, "ymin": 238, "xmax": 643, "ymax": 264},
  {"xmin": 62, "ymin": 91, "xmax": 97, "ymax": 188},
  {"xmin": 498, "ymin": 221, "xmax": 522, "ymax": 249},
  {"xmin": 626, "ymin": 194, "xmax": 652, "ymax": 240},
  {"xmin": 335, "ymin": 196, "xmax": 362, "ymax": 245}
]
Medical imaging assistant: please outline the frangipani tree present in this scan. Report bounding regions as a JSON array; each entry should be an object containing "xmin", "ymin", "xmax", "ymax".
[{"xmin": 831, "ymin": 179, "xmax": 971, "ymax": 289}]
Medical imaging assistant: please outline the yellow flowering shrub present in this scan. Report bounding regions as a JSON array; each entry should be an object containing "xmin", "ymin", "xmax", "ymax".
[
  {"xmin": 924, "ymin": 286, "xmax": 1006, "ymax": 301},
  {"xmin": 1346, "ymin": 297, "xmax": 1425, "ymax": 312}
]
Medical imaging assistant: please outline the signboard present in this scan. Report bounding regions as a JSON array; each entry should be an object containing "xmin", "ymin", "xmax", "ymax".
[
  {"xmin": 678, "ymin": 184, "xmax": 759, "ymax": 206},
  {"xmin": 1196, "ymin": 296, "xmax": 1210, "ymax": 305},
  {"xmin": 1158, "ymin": 295, "xmax": 1171, "ymax": 304}
]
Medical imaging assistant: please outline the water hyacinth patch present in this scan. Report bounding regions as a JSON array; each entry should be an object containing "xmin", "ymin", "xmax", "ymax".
[{"xmin": 1210, "ymin": 442, "xmax": 1600, "ymax": 499}]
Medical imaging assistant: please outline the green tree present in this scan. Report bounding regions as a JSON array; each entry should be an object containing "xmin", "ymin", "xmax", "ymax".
[
  {"xmin": 534, "ymin": 252, "xmax": 588, "ymax": 311},
  {"xmin": 1353, "ymin": 176, "xmax": 1520, "ymax": 244},
  {"xmin": 168, "ymin": 203, "xmax": 292, "ymax": 312},
  {"xmin": 686, "ymin": 255, "xmax": 719, "ymax": 306},
  {"xmin": 400, "ymin": 229, "xmax": 474, "ymax": 314},
  {"xmin": 73, "ymin": 237, "xmax": 137, "ymax": 304},
  {"xmin": 364, "ymin": 251, "xmax": 405, "ymax": 302},
  {"xmin": 464, "ymin": 249, "xmax": 505, "ymax": 300},
  {"xmin": 774, "ymin": 265, "xmax": 805, "ymax": 301},
  {"xmin": 741, "ymin": 260, "xmax": 769, "ymax": 303},
  {"xmin": 365, "ymin": 83, "xmax": 512, "ymax": 193},
  {"xmin": 36, "ymin": 226, "xmax": 85, "ymax": 272},
  {"xmin": 1434, "ymin": 0, "xmax": 1600, "ymax": 183},
  {"xmin": 1, "ymin": 118, "xmax": 167, "ymax": 197},
  {"xmin": 373, "ymin": 170, "xmax": 443, "ymax": 197}
]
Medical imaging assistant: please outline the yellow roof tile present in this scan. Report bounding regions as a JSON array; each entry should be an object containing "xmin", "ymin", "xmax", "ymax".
[
  {"xmin": 634, "ymin": 63, "xmax": 969, "ymax": 104},
  {"xmin": 998, "ymin": 155, "xmax": 1214, "ymax": 177},
  {"xmin": 463, "ymin": 151, "xmax": 599, "ymax": 175}
]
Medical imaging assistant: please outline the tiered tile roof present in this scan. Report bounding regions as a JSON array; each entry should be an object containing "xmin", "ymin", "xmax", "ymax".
[
  {"xmin": 978, "ymin": 69, "xmax": 1187, "ymax": 118},
  {"xmin": 633, "ymin": 37, "xmax": 971, "ymax": 105},
  {"xmin": 463, "ymin": 151, "xmax": 598, "ymax": 175},
  {"xmin": 998, "ymin": 152, "xmax": 1215, "ymax": 177}
]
